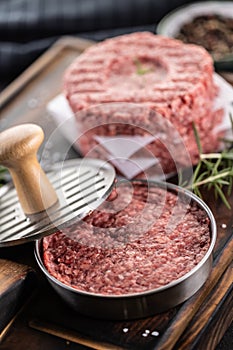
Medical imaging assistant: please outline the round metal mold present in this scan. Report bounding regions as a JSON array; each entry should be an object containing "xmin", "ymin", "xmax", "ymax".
[
  {"xmin": 0, "ymin": 159, "xmax": 115, "ymax": 247},
  {"xmin": 35, "ymin": 181, "xmax": 217, "ymax": 320}
]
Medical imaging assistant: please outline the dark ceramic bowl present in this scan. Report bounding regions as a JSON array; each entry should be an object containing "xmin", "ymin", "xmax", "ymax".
[{"xmin": 157, "ymin": 1, "xmax": 233, "ymax": 71}]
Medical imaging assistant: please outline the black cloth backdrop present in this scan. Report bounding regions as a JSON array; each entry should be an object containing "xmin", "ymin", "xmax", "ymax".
[
  {"xmin": 0, "ymin": 0, "xmax": 232, "ymax": 348},
  {"xmin": 0, "ymin": 0, "xmax": 197, "ymax": 89}
]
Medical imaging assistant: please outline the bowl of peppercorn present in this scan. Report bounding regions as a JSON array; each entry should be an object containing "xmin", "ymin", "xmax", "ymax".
[{"xmin": 157, "ymin": 1, "xmax": 233, "ymax": 71}]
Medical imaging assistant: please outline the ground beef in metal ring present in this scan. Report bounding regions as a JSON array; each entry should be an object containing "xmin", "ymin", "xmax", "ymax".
[{"xmin": 43, "ymin": 182, "xmax": 210, "ymax": 295}]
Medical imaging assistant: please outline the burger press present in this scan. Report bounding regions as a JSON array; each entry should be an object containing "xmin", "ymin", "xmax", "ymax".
[{"xmin": 0, "ymin": 123, "xmax": 115, "ymax": 247}]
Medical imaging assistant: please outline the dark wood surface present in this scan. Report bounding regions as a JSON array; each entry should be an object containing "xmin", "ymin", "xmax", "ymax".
[
  {"xmin": 0, "ymin": 36, "xmax": 233, "ymax": 350},
  {"xmin": 0, "ymin": 259, "xmax": 36, "ymax": 336}
]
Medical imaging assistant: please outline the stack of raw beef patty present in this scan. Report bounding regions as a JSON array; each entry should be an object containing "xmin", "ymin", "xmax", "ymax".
[{"xmin": 63, "ymin": 32, "xmax": 223, "ymax": 173}]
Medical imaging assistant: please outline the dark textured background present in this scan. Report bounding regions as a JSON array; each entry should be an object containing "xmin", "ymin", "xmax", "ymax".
[
  {"xmin": 0, "ymin": 1, "xmax": 232, "ymax": 348},
  {"xmin": 0, "ymin": 0, "xmax": 196, "ymax": 90}
]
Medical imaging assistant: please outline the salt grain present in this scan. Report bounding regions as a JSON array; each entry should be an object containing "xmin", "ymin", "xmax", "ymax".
[
  {"xmin": 123, "ymin": 328, "xmax": 129, "ymax": 333},
  {"xmin": 151, "ymin": 331, "xmax": 159, "ymax": 337}
]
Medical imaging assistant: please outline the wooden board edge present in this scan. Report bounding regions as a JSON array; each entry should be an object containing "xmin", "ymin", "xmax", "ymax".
[
  {"xmin": 0, "ymin": 288, "xmax": 37, "ymax": 344},
  {"xmin": 154, "ymin": 232, "xmax": 233, "ymax": 350},
  {"xmin": 0, "ymin": 259, "xmax": 37, "ymax": 334},
  {"xmin": 0, "ymin": 36, "xmax": 94, "ymax": 110},
  {"xmin": 175, "ymin": 263, "xmax": 233, "ymax": 350},
  {"xmin": 29, "ymin": 318, "xmax": 125, "ymax": 350}
]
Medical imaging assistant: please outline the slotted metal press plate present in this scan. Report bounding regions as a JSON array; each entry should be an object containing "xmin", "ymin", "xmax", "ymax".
[{"xmin": 0, "ymin": 159, "xmax": 115, "ymax": 247}]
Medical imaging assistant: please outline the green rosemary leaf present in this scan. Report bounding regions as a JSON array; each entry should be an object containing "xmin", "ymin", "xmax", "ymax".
[
  {"xmin": 192, "ymin": 122, "xmax": 202, "ymax": 154},
  {"xmin": 214, "ymin": 183, "xmax": 231, "ymax": 209},
  {"xmin": 212, "ymin": 156, "xmax": 222, "ymax": 173},
  {"xmin": 229, "ymin": 112, "xmax": 233, "ymax": 131},
  {"xmin": 193, "ymin": 170, "xmax": 210, "ymax": 185},
  {"xmin": 215, "ymin": 179, "xmax": 230, "ymax": 186},
  {"xmin": 193, "ymin": 186, "xmax": 203, "ymax": 199},
  {"xmin": 202, "ymin": 159, "xmax": 215, "ymax": 170},
  {"xmin": 186, "ymin": 120, "xmax": 233, "ymax": 209},
  {"xmin": 228, "ymin": 176, "xmax": 233, "ymax": 196},
  {"xmin": 191, "ymin": 160, "xmax": 202, "ymax": 184}
]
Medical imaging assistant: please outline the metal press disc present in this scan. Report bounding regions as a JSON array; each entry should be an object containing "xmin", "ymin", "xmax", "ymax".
[{"xmin": 0, "ymin": 159, "xmax": 115, "ymax": 247}]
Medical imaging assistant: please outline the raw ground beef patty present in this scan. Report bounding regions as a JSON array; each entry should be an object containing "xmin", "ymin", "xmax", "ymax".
[
  {"xmin": 63, "ymin": 32, "xmax": 223, "ymax": 174},
  {"xmin": 43, "ymin": 182, "xmax": 211, "ymax": 295}
]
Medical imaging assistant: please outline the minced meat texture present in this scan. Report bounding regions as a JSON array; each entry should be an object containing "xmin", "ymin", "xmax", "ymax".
[
  {"xmin": 63, "ymin": 32, "xmax": 223, "ymax": 174},
  {"xmin": 43, "ymin": 182, "xmax": 211, "ymax": 295}
]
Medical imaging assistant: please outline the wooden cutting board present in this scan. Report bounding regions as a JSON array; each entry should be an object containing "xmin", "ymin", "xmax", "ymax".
[{"xmin": 0, "ymin": 259, "xmax": 36, "ymax": 336}]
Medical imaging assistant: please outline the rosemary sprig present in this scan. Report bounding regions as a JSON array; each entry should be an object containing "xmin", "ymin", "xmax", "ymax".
[{"xmin": 186, "ymin": 122, "xmax": 233, "ymax": 209}]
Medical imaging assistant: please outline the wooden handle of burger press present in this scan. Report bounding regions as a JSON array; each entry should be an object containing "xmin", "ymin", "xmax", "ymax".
[{"xmin": 0, "ymin": 124, "xmax": 58, "ymax": 215}]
